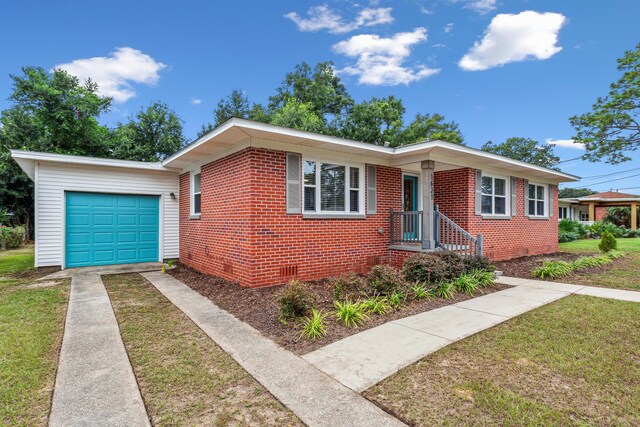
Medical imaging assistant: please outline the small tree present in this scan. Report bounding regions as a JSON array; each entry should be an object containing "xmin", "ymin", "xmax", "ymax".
[{"xmin": 599, "ymin": 231, "xmax": 618, "ymax": 253}]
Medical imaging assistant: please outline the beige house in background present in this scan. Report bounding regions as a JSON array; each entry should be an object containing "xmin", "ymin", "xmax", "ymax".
[{"xmin": 558, "ymin": 191, "xmax": 640, "ymax": 229}]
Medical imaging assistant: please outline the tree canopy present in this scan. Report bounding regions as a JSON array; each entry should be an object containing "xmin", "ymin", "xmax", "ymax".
[
  {"xmin": 110, "ymin": 102, "xmax": 186, "ymax": 162},
  {"xmin": 481, "ymin": 137, "xmax": 560, "ymax": 169},
  {"xmin": 571, "ymin": 43, "xmax": 640, "ymax": 164},
  {"xmin": 200, "ymin": 61, "xmax": 464, "ymax": 146},
  {"xmin": 0, "ymin": 67, "xmax": 186, "ymax": 232},
  {"xmin": 558, "ymin": 187, "xmax": 597, "ymax": 198}
]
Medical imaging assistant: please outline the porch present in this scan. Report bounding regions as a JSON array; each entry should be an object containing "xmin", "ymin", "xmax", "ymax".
[{"xmin": 389, "ymin": 206, "xmax": 484, "ymax": 256}]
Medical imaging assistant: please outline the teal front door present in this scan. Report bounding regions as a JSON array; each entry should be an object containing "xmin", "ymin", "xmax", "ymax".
[
  {"xmin": 65, "ymin": 192, "xmax": 159, "ymax": 267},
  {"xmin": 403, "ymin": 175, "xmax": 419, "ymax": 240}
]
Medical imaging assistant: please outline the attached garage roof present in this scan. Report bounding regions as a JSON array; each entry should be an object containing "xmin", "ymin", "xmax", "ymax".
[{"xmin": 10, "ymin": 150, "xmax": 178, "ymax": 180}]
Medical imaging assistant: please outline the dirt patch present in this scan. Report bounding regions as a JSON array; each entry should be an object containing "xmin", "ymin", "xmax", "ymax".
[{"xmin": 169, "ymin": 266, "xmax": 508, "ymax": 355}]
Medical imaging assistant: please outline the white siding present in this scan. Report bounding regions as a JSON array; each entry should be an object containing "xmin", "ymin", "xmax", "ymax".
[{"xmin": 36, "ymin": 161, "xmax": 179, "ymax": 267}]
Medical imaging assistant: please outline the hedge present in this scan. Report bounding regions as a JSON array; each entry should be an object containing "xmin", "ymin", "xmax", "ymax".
[{"xmin": 0, "ymin": 226, "xmax": 26, "ymax": 250}]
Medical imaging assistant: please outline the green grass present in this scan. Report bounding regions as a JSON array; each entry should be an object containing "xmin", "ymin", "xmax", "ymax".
[
  {"xmin": 559, "ymin": 238, "xmax": 640, "ymax": 291},
  {"xmin": 559, "ymin": 237, "xmax": 640, "ymax": 253},
  {"xmin": 365, "ymin": 295, "xmax": 640, "ymax": 426},
  {"xmin": 0, "ymin": 245, "xmax": 69, "ymax": 426},
  {"xmin": 104, "ymin": 273, "xmax": 301, "ymax": 426}
]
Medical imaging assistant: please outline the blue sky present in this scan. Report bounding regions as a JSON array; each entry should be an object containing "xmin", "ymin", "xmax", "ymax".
[{"xmin": 1, "ymin": 0, "xmax": 639, "ymax": 192}]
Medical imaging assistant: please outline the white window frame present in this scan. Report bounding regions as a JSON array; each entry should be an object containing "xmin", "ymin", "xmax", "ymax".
[
  {"xmin": 480, "ymin": 173, "xmax": 510, "ymax": 217},
  {"xmin": 190, "ymin": 171, "xmax": 201, "ymax": 218},
  {"xmin": 528, "ymin": 182, "xmax": 548, "ymax": 218},
  {"xmin": 302, "ymin": 158, "xmax": 365, "ymax": 217}
]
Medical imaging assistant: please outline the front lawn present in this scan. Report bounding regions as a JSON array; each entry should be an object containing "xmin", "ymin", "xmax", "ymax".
[
  {"xmin": 365, "ymin": 295, "xmax": 640, "ymax": 426},
  {"xmin": 104, "ymin": 273, "xmax": 301, "ymax": 426},
  {"xmin": 0, "ymin": 245, "xmax": 69, "ymax": 426},
  {"xmin": 496, "ymin": 238, "xmax": 640, "ymax": 291}
]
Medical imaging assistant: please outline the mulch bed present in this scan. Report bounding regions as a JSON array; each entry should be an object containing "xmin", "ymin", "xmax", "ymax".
[
  {"xmin": 169, "ymin": 266, "xmax": 508, "ymax": 355},
  {"xmin": 493, "ymin": 252, "xmax": 584, "ymax": 279}
]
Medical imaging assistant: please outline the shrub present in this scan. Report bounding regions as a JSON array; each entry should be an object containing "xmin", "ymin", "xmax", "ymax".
[
  {"xmin": 451, "ymin": 274, "xmax": 479, "ymax": 296},
  {"xmin": 471, "ymin": 270, "xmax": 495, "ymax": 288},
  {"xmin": 572, "ymin": 256, "xmax": 608, "ymax": 271},
  {"xmin": 599, "ymin": 231, "xmax": 618, "ymax": 253},
  {"xmin": 389, "ymin": 290, "xmax": 406, "ymax": 309},
  {"xmin": 410, "ymin": 283, "xmax": 434, "ymax": 300},
  {"xmin": 603, "ymin": 206, "xmax": 637, "ymax": 228},
  {"xmin": 559, "ymin": 219, "xmax": 589, "ymax": 239},
  {"xmin": 606, "ymin": 250, "xmax": 625, "ymax": 260},
  {"xmin": 0, "ymin": 226, "xmax": 26, "ymax": 250},
  {"xmin": 362, "ymin": 297, "xmax": 391, "ymax": 315},
  {"xmin": 334, "ymin": 300, "xmax": 369, "ymax": 327},
  {"xmin": 621, "ymin": 228, "xmax": 640, "ymax": 238},
  {"xmin": 461, "ymin": 254, "xmax": 495, "ymax": 274},
  {"xmin": 402, "ymin": 253, "xmax": 450, "ymax": 284},
  {"xmin": 434, "ymin": 251, "xmax": 466, "ymax": 280},
  {"xmin": 300, "ymin": 309, "xmax": 328, "ymax": 340},
  {"xmin": 434, "ymin": 281, "xmax": 456, "ymax": 299},
  {"xmin": 277, "ymin": 280, "xmax": 315, "ymax": 323},
  {"xmin": 558, "ymin": 230, "xmax": 580, "ymax": 243},
  {"xmin": 589, "ymin": 221, "xmax": 624, "ymax": 238},
  {"xmin": 367, "ymin": 264, "xmax": 406, "ymax": 296},
  {"xmin": 532, "ymin": 261, "xmax": 573, "ymax": 279},
  {"xmin": 331, "ymin": 272, "xmax": 366, "ymax": 301}
]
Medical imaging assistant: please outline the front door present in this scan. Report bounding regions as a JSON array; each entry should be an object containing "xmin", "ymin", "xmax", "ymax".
[{"xmin": 403, "ymin": 175, "xmax": 419, "ymax": 240}]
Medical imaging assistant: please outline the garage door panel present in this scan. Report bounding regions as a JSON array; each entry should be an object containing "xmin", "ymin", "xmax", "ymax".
[{"xmin": 65, "ymin": 192, "xmax": 159, "ymax": 268}]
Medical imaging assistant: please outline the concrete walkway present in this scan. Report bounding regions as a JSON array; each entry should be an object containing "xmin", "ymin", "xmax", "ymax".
[
  {"xmin": 496, "ymin": 275, "xmax": 640, "ymax": 302},
  {"xmin": 303, "ymin": 284, "xmax": 571, "ymax": 392},
  {"xmin": 304, "ymin": 276, "xmax": 640, "ymax": 392},
  {"xmin": 141, "ymin": 271, "xmax": 405, "ymax": 427},
  {"xmin": 49, "ymin": 275, "xmax": 150, "ymax": 427},
  {"xmin": 41, "ymin": 262, "xmax": 163, "ymax": 280}
]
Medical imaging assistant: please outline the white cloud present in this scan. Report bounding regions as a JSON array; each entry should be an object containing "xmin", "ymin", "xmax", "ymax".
[
  {"xmin": 459, "ymin": 11, "xmax": 566, "ymax": 71},
  {"xmin": 546, "ymin": 138, "xmax": 585, "ymax": 150},
  {"xmin": 55, "ymin": 47, "xmax": 166, "ymax": 103},
  {"xmin": 284, "ymin": 5, "xmax": 393, "ymax": 34},
  {"xmin": 444, "ymin": 23, "xmax": 454, "ymax": 33},
  {"xmin": 191, "ymin": 98, "xmax": 202, "ymax": 105},
  {"xmin": 333, "ymin": 28, "xmax": 440, "ymax": 85},
  {"xmin": 464, "ymin": 0, "xmax": 497, "ymax": 14}
]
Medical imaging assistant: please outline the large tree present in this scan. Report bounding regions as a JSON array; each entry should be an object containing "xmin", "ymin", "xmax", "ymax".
[
  {"xmin": 110, "ymin": 102, "xmax": 186, "ymax": 162},
  {"xmin": 571, "ymin": 43, "xmax": 640, "ymax": 164},
  {"xmin": 397, "ymin": 113, "xmax": 464, "ymax": 146},
  {"xmin": 0, "ymin": 67, "xmax": 112, "ymax": 234},
  {"xmin": 481, "ymin": 137, "xmax": 560, "ymax": 168},
  {"xmin": 340, "ymin": 96, "xmax": 405, "ymax": 146},
  {"xmin": 269, "ymin": 61, "xmax": 353, "ymax": 123}
]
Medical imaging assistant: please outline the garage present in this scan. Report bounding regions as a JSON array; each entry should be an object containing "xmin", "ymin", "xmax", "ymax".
[{"xmin": 65, "ymin": 192, "xmax": 160, "ymax": 267}]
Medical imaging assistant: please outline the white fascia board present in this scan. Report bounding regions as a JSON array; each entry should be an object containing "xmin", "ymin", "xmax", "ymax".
[
  {"xmin": 394, "ymin": 140, "xmax": 580, "ymax": 182},
  {"xmin": 10, "ymin": 150, "xmax": 179, "ymax": 173},
  {"xmin": 162, "ymin": 118, "xmax": 579, "ymax": 182},
  {"xmin": 578, "ymin": 197, "xmax": 640, "ymax": 202}
]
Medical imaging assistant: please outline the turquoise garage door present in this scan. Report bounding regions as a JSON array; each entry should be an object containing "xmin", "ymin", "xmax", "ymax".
[{"xmin": 65, "ymin": 192, "xmax": 160, "ymax": 268}]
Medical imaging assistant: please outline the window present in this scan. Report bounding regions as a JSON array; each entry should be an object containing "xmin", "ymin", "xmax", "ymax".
[
  {"xmin": 580, "ymin": 211, "xmax": 589, "ymax": 222},
  {"xmin": 191, "ymin": 172, "xmax": 201, "ymax": 216},
  {"xmin": 528, "ymin": 183, "xmax": 546, "ymax": 217},
  {"xmin": 481, "ymin": 175, "xmax": 508, "ymax": 215},
  {"xmin": 303, "ymin": 159, "xmax": 363, "ymax": 215},
  {"xmin": 559, "ymin": 206, "xmax": 568, "ymax": 219}
]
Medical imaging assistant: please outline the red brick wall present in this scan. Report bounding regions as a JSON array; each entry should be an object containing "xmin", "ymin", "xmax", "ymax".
[
  {"xmin": 180, "ymin": 149, "xmax": 559, "ymax": 287},
  {"xmin": 595, "ymin": 206, "xmax": 607, "ymax": 221},
  {"xmin": 179, "ymin": 149, "xmax": 255, "ymax": 285},
  {"xmin": 180, "ymin": 147, "xmax": 402, "ymax": 287},
  {"xmin": 434, "ymin": 167, "xmax": 558, "ymax": 260},
  {"xmin": 248, "ymin": 149, "xmax": 402, "ymax": 287}
]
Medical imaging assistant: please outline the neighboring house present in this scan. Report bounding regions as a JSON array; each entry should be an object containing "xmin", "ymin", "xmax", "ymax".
[
  {"xmin": 558, "ymin": 191, "xmax": 640, "ymax": 229},
  {"xmin": 11, "ymin": 118, "xmax": 578, "ymax": 287}
]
